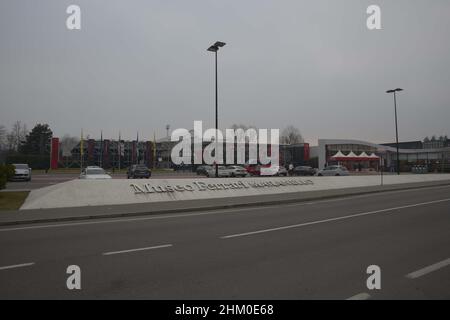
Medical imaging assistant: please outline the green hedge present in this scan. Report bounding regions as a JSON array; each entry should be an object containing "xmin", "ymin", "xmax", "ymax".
[{"xmin": 0, "ymin": 164, "xmax": 15, "ymax": 190}]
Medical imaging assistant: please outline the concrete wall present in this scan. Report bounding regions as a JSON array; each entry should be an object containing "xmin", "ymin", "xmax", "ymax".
[{"xmin": 20, "ymin": 174, "xmax": 450, "ymax": 210}]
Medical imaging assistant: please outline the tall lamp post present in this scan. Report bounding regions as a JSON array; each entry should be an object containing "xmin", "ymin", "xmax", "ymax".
[
  {"xmin": 207, "ymin": 41, "xmax": 226, "ymax": 178},
  {"xmin": 386, "ymin": 88, "xmax": 403, "ymax": 175}
]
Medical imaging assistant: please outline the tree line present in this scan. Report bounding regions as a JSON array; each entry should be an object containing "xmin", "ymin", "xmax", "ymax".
[
  {"xmin": 0, "ymin": 121, "xmax": 53, "ymax": 154},
  {"xmin": 230, "ymin": 124, "xmax": 304, "ymax": 145}
]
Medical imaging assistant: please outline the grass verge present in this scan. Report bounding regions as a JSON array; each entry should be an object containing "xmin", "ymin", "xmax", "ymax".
[{"xmin": 0, "ymin": 191, "xmax": 29, "ymax": 210}]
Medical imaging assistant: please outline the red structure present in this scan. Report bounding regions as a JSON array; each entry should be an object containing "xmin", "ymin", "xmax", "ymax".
[{"xmin": 303, "ymin": 143, "xmax": 310, "ymax": 161}]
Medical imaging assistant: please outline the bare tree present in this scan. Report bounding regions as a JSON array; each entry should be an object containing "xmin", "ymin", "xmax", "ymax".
[
  {"xmin": 280, "ymin": 125, "xmax": 304, "ymax": 145},
  {"xmin": 0, "ymin": 125, "xmax": 6, "ymax": 150},
  {"xmin": 6, "ymin": 121, "xmax": 28, "ymax": 151},
  {"xmin": 230, "ymin": 124, "xmax": 258, "ymax": 142},
  {"xmin": 230, "ymin": 124, "xmax": 254, "ymax": 131},
  {"xmin": 60, "ymin": 135, "xmax": 80, "ymax": 157}
]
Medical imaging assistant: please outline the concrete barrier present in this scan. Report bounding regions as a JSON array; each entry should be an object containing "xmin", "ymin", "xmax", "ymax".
[{"xmin": 20, "ymin": 174, "xmax": 450, "ymax": 210}]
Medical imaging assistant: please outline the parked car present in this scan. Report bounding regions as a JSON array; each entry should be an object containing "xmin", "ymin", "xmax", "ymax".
[
  {"xmin": 293, "ymin": 166, "xmax": 316, "ymax": 176},
  {"xmin": 317, "ymin": 165, "xmax": 349, "ymax": 176},
  {"xmin": 245, "ymin": 164, "xmax": 262, "ymax": 176},
  {"xmin": 206, "ymin": 166, "xmax": 232, "ymax": 178},
  {"xmin": 226, "ymin": 165, "xmax": 248, "ymax": 177},
  {"xmin": 411, "ymin": 165, "xmax": 428, "ymax": 174},
  {"xmin": 11, "ymin": 164, "xmax": 31, "ymax": 181},
  {"xmin": 260, "ymin": 165, "xmax": 288, "ymax": 176},
  {"xmin": 196, "ymin": 165, "xmax": 212, "ymax": 176},
  {"xmin": 79, "ymin": 166, "xmax": 112, "ymax": 179},
  {"xmin": 127, "ymin": 164, "xmax": 151, "ymax": 179}
]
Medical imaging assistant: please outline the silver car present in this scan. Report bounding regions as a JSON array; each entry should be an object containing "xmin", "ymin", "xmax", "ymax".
[
  {"xmin": 226, "ymin": 165, "xmax": 248, "ymax": 177},
  {"xmin": 79, "ymin": 166, "xmax": 112, "ymax": 180},
  {"xmin": 317, "ymin": 165, "xmax": 349, "ymax": 176},
  {"xmin": 11, "ymin": 164, "xmax": 31, "ymax": 181},
  {"xmin": 206, "ymin": 166, "xmax": 232, "ymax": 178},
  {"xmin": 260, "ymin": 165, "xmax": 288, "ymax": 176}
]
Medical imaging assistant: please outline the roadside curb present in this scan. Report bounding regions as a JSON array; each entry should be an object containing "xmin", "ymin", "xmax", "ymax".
[{"xmin": 1, "ymin": 180, "xmax": 450, "ymax": 227}]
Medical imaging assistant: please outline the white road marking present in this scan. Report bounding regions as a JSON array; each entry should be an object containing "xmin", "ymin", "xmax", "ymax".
[
  {"xmin": 0, "ymin": 262, "xmax": 35, "ymax": 271},
  {"xmin": 346, "ymin": 293, "xmax": 371, "ymax": 300},
  {"xmin": 221, "ymin": 198, "xmax": 450, "ymax": 239},
  {"xmin": 405, "ymin": 258, "xmax": 450, "ymax": 279},
  {"xmin": 1, "ymin": 184, "xmax": 449, "ymax": 233},
  {"xmin": 102, "ymin": 244, "xmax": 173, "ymax": 256}
]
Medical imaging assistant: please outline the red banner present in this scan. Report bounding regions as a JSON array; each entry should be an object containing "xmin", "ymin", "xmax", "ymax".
[{"xmin": 50, "ymin": 137, "xmax": 59, "ymax": 169}]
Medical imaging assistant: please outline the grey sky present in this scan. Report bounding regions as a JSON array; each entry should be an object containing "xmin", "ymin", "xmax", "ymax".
[{"xmin": 1, "ymin": 0, "xmax": 449, "ymax": 144}]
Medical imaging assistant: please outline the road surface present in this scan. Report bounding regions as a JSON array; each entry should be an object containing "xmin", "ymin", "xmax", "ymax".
[{"xmin": 0, "ymin": 185, "xmax": 449, "ymax": 299}]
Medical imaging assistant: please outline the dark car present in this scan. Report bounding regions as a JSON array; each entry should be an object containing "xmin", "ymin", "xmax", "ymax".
[
  {"xmin": 293, "ymin": 166, "xmax": 316, "ymax": 176},
  {"xmin": 127, "ymin": 165, "xmax": 151, "ymax": 179},
  {"xmin": 196, "ymin": 165, "xmax": 212, "ymax": 176}
]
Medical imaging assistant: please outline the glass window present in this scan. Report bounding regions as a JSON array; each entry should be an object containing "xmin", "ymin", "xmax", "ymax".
[
  {"xmin": 86, "ymin": 168, "xmax": 106, "ymax": 175},
  {"xmin": 14, "ymin": 164, "xmax": 28, "ymax": 169}
]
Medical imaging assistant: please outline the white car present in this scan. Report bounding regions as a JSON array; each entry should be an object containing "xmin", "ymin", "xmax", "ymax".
[
  {"xmin": 260, "ymin": 165, "xmax": 288, "ymax": 176},
  {"xmin": 206, "ymin": 166, "xmax": 232, "ymax": 178},
  {"xmin": 79, "ymin": 166, "xmax": 112, "ymax": 180},
  {"xmin": 317, "ymin": 165, "xmax": 349, "ymax": 176},
  {"xmin": 11, "ymin": 164, "xmax": 32, "ymax": 181},
  {"xmin": 226, "ymin": 165, "xmax": 248, "ymax": 177}
]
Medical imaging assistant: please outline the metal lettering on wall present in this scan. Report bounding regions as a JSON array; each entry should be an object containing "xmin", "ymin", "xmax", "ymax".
[{"xmin": 130, "ymin": 179, "xmax": 314, "ymax": 194}]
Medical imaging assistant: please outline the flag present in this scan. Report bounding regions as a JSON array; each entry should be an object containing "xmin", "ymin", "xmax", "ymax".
[
  {"xmin": 153, "ymin": 131, "xmax": 156, "ymax": 162},
  {"xmin": 100, "ymin": 130, "xmax": 103, "ymax": 167},
  {"xmin": 80, "ymin": 129, "xmax": 84, "ymax": 157},
  {"xmin": 120, "ymin": 142, "xmax": 125, "ymax": 157},
  {"xmin": 80, "ymin": 129, "xmax": 84, "ymax": 170},
  {"xmin": 136, "ymin": 131, "xmax": 139, "ymax": 163},
  {"xmin": 118, "ymin": 132, "xmax": 121, "ymax": 157}
]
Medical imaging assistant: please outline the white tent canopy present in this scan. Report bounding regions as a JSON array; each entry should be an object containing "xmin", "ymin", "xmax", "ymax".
[
  {"xmin": 368, "ymin": 152, "xmax": 380, "ymax": 159},
  {"xmin": 330, "ymin": 150, "xmax": 347, "ymax": 159},
  {"xmin": 359, "ymin": 152, "xmax": 369, "ymax": 158}
]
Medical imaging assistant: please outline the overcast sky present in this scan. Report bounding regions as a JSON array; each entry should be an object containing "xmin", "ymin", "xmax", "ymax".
[{"xmin": 1, "ymin": 0, "xmax": 449, "ymax": 145}]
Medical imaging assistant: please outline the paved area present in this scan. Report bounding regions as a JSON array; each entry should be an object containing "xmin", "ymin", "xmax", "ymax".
[
  {"xmin": 3, "ymin": 171, "xmax": 410, "ymax": 191},
  {"xmin": 2, "ymin": 179, "xmax": 449, "ymax": 226},
  {"xmin": 0, "ymin": 185, "xmax": 449, "ymax": 299},
  {"xmin": 3, "ymin": 172, "xmax": 199, "ymax": 191}
]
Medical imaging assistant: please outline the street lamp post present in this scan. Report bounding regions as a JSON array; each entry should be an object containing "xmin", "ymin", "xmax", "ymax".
[
  {"xmin": 386, "ymin": 88, "xmax": 404, "ymax": 175},
  {"xmin": 207, "ymin": 41, "xmax": 226, "ymax": 178}
]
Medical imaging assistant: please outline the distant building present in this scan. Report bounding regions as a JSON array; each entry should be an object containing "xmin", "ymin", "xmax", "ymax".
[
  {"xmin": 318, "ymin": 139, "xmax": 450, "ymax": 172},
  {"xmin": 423, "ymin": 138, "xmax": 450, "ymax": 149},
  {"xmin": 70, "ymin": 139, "xmax": 155, "ymax": 169},
  {"xmin": 67, "ymin": 137, "xmax": 310, "ymax": 169},
  {"xmin": 380, "ymin": 141, "xmax": 423, "ymax": 150}
]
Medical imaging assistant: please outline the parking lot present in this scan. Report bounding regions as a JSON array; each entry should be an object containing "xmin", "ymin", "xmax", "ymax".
[
  {"xmin": 3, "ymin": 168, "xmax": 408, "ymax": 192},
  {"xmin": 3, "ymin": 171, "xmax": 198, "ymax": 191}
]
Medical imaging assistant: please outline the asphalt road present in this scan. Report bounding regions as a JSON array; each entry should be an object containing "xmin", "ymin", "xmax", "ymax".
[{"xmin": 0, "ymin": 185, "xmax": 449, "ymax": 299}]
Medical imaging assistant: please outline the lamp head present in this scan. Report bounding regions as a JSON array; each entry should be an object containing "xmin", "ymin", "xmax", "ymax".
[{"xmin": 207, "ymin": 41, "xmax": 226, "ymax": 52}]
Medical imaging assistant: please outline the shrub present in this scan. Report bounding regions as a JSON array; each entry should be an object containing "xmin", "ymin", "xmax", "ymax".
[
  {"xmin": 0, "ymin": 176, "xmax": 6, "ymax": 190},
  {"xmin": 0, "ymin": 164, "xmax": 15, "ymax": 189}
]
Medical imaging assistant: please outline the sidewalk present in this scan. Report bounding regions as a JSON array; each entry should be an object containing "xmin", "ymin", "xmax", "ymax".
[{"xmin": 0, "ymin": 179, "xmax": 449, "ymax": 227}]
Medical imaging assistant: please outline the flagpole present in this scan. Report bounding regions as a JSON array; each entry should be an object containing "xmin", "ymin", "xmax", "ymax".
[
  {"xmin": 100, "ymin": 130, "xmax": 103, "ymax": 168},
  {"xmin": 136, "ymin": 131, "xmax": 139, "ymax": 165},
  {"xmin": 118, "ymin": 132, "xmax": 121, "ymax": 172},
  {"xmin": 153, "ymin": 131, "xmax": 156, "ymax": 169}
]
